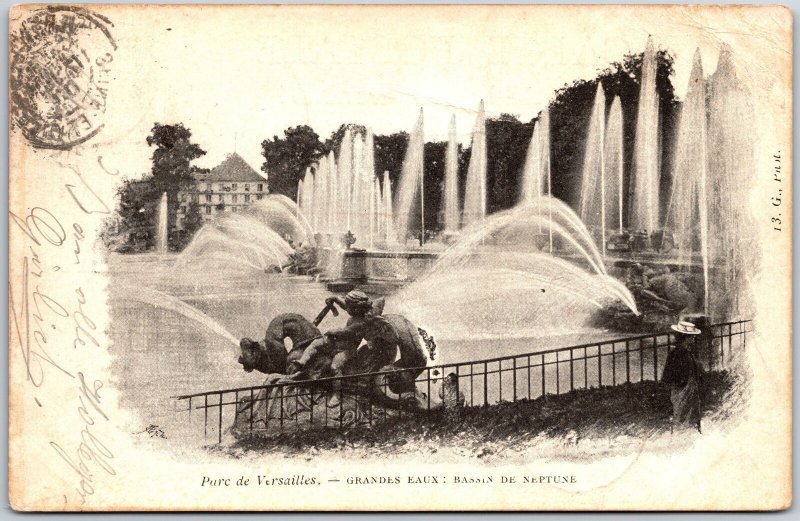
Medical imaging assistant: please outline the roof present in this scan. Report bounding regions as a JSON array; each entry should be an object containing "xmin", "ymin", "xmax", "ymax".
[{"xmin": 196, "ymin": 153, "xmax": 266, "ymax": 183}]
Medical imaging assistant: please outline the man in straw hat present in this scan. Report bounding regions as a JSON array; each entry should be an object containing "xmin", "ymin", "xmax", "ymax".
[{"xmin": 661, "ymin": 320, "xmax": 704, "ymax": 433}]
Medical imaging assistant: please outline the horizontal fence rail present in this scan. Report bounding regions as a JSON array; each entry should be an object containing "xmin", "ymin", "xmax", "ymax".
[{"xmin": 174, "ymin": 319, "xmax": 751, "ymax": 444}]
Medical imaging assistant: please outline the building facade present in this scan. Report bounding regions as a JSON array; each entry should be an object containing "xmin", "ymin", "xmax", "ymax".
[{"xmin": 177, "ymin": 152, "xmax": 268, "ymax": 229}]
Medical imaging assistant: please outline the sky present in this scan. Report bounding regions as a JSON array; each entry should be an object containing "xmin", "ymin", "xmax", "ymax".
[{"xmin": 55, "ymin": 5, "xmax": 789, "ymax": 181}]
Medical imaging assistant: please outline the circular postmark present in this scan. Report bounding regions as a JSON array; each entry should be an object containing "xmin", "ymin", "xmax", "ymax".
[{"xmin": 10, "ymin": 6, "xmax": 116, "ymax": 150}]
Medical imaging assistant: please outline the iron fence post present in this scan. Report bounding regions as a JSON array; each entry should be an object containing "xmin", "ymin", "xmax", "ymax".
[
  {"xmin": 513, "ymin": 358, "xmax": 517, "ymax": 402},
  {"xmin": 625, "ymin": 340, "xmax": 630, "ymax": 384},
  {"xmin": 598, "ymin": 345, "xmax": 602, "ymax": 387},
  {"xmin": 612, "ymin": 343, "xmax": 617, "ymax": 385},
  {"xmin": 218, "ymin": 393, "xmax": 223, "ymax": 444},
  {"xmin": 484, "ymin": 362, "xmax": 489, "ymax": 406},
  {"xmin": 569, "ymin": 349, "xmax": 574, "ymax": 392},
  {"xmin": 527, "ymin": 355, "xmax": 532, "ymax": 400},
  {"xmin": 541, "ymin": 355, "xmax": 545, "ymax": 397},
  {"xmin": 653, "ymin": 335, "xmax": 659, "ymax": 382}
]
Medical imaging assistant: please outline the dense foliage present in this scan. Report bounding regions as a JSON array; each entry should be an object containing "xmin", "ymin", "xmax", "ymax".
[
  {"xmin": 260, "ymin": 125, "xmax": 326, "ymax": 201},
  {"xmin": 260, "ymin": 49, "xmax": 679, "ymax": 233},
  {"xmin": 104, "ymin": 123, "xmax": 207, "ymax": 252}
]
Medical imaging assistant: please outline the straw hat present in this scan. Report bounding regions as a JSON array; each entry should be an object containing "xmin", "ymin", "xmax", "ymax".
[{"xmin": 671, "ymin": 321, "xmax": 701, "ymax": 335}]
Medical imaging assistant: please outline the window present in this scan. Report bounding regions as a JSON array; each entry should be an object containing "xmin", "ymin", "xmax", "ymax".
[
  {"xmin": 232, "ymin": 183, "xmax": 238, "ymax": 191},
  {"xmin": 205, "ymin": 206, "xmax": 211, "ymax": 214},
  {"xmin": 256, "ymin": 194, "xmax": 263, "ymax": 200},
  {"xmin": 257, "ymin": 183, "xmax": 264, "ymax": 192},
  {"xmin": 244, "ymin": 184, "xmax": 250, "ymax": 191},
  {"xmin": 180, "ymin": 194, "xmax": 187, "ymax": 202},
  {"xmin": 192, "ymin": 194, "xmax": 199, "ymax": 203},
  {"xmin": 232, "ymin": 194, "xmax": 238, "ymax": 203},
  {"xmin": 232, "ymin": 207, "xmax": 238, "ymax": 213},
  {"xmin": 205, "ymin": 194, "xmax": 211, "ymax": 203},
  {"xmin": 244, "ymin": 194, "xmax": 250, "ymax": 203},
  {"xmin": 179, "ymin": 206, "xmax": 186, "ymax": 214}
]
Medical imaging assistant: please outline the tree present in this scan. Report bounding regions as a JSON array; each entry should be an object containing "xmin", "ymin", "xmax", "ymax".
[
  {"xmin": 147, "ymin": 122, "xmax": 207, "ymax": 189},
  {"xmin": 398, "ymin": 140, "xmax": 447, "ymax": 234},
  {"xmin": 486, "ymin": 114, "xmax": 535, "ymax": 214},
  {"xmin": 146, "ymin": 123, "xmax": 207, "ymax": 249},
  {"xmin": 374, "ymin": 132, "xmax": 409, "ymax": 194},
  {"xmin": 324, "ymin": 123, "xmax": 368, "ymax": 155},
  {"xmin": 183, "ymin": 201, "xmax": 204, "ymax": 236},
  {"xmin": 549, "ymin": 49, "xmax": 678, "ymax": 221},
  {"xmin": 260, "ymin": 125, "xmax": 325, "ymax": 200},
  {"xmin": 102, "ymin": 177, "xmax": 159, "ymax": 252}
]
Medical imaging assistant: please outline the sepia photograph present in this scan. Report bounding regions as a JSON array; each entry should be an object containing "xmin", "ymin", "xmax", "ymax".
[{"xmin": 7, "ymin": 4, "xmax": 792, "ymax": 511}]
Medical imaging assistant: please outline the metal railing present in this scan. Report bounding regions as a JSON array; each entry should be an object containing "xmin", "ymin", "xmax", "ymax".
[{"xmin": 173, "ymin": 319, "xmax": 751, "ymax": 443}]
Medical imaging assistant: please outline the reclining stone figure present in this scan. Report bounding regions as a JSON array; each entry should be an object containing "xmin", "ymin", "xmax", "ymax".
[{"xmin": 237, "ymin": 312, "xmax": 331, "ymax": 380}]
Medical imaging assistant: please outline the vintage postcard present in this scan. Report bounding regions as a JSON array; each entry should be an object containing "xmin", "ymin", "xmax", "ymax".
[{"xmin": 7, "ymin": 4, "xmax": 792, "ymax": 511}]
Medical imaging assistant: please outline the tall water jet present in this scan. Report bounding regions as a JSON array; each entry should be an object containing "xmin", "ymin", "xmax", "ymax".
[
  {"xmin": 352, "ymin": 133, "xmax": 365, "ymax": 241},
  {"xmin": 543, "ymin": 109, "xmax": 553, "ymax": 252},
  {"xmin": 363, "ymin": 129, "xmax": 377, "ymax": 245},
  {"xmin": 372, "ymin": 176, "xmax": 386, "ymax": 242},
  {"xmin": 328, "ymin": 150, "xmax": 338, "ymax": 236},
  {"xmin": 315, "ymin": 159, "xmax": 328, "ymax": 232},
  {"xmin": 666, "ymin": 49, "xmax": 707, "ymax": 273},
  {"xmin": 369, "ymin": 175, "xmax": 377, "ymax": 248},
  {"xmin": 383, "ymin": 170, "xmax": 394, "ymax": 246},
  {"xmin": 394, "ymin": 109, "xmax": 425, "ymax": 246},
  {"xmin": 443, "ymin": 114, "xmax": 460, "ymax": 233},
  {"xmin": 520, "ymin": 108, "xmax": 553, "ymax": 251},
  {"xmin": 339, "ymin": 129, "xmax": 353, "ymax": 232},
  {"xmin": 297, "ymin": 178, "xmax": 304, "ymax": 219},
  {"xmin": 630, "ymin": 36, "xmax": 661, "ymax": 233},
  {"xmin": 302, "ymin": 167, "xmax": 315, "ymax": 231},
  {"xmin": 706, "ymin": 44, "xmax": 756, "ymax": 320},
  {"xmin": 155, "ymin": 192, "xmax": 168, "ymax": 253},
  {"xmin": 462, "ymin": 100, "xmax": 487, "ymax": 228},
  {"xmin": 578, "ymin": 84, "xmax": 608, "ymax": 256},
  {"xmin": 519, "ymin": 117, "xmax": 543, "ymax": 205},
  {"xmin": 605, "ymin": 96, "xmax": 624, "ymax": 233}
]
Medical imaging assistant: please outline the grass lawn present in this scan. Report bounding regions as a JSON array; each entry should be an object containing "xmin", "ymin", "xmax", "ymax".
[{"xmin": 219, "ymin": 370, "xmax": 745, "ymax": 462}]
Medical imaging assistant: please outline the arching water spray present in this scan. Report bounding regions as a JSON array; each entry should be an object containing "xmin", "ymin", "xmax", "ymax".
[{"xmin": 118, "ymin": 284, "xmax": 240, "ymax": 349}]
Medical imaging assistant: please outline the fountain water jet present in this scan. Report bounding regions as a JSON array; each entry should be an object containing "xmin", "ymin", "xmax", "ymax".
[
  {"xmin": 382, "ymin": 170, "xmax": 394, "ymax": 246},
  {"xmin": 578, "ymin": 84, "xmax": 608, "ymax": 255},
  {"xmin": 339, "ymin": 129, "xmax": 353, "ymax": 232},
  {"xmin": 156, "ymin": 192, "xmax": 168, "ymax": 252},
  {"xmin": 363, "ymin": 129, "xmax": 377, "ymax": 246},
  {"xmin": 443, "ymin": 114, "xmax": 460, "ymax": 234},
  {"xmin": 706, "ymin": 45, "xmax": 755, "ymax": 319},
  {"xmin": 328, "ymin": 151, "xmax": 338, "ymax": 235},
  {"xmin": 118, "ymin": 283, "xmax": 240, "ymax": 349},
  {"xmin": 630, "ymin": 36, "xmax": 661, "ymax": 233},
  {"xmin": 352, "ymin": 133, "xmax": 365, "ymax": 241},
  {"xmin": 462, "ymin": 100, "xmax": 487, "ymax": 228},
  {"xmin": 394, "ymin": 109, "xmax": 425, "ymax": 245},
  {"xmin": 393, "ymin": 198, "xmax": 639, "ymax": 344},
  {"xmin": 606, "ymin": 96, "xmax": 624, "ymax": 233},
  {"xmin": 518, "ymin": 109, "xmax": 553, "ymax": 250},
  {"xmin": 175, "ymin": 195, "xmax": 313, "ymax": 272},
  {"xmin": 665, "ymin": 49, "xmax": 708, "ymax": 311}
]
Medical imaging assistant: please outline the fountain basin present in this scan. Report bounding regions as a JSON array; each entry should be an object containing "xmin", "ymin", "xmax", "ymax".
[{"xmin": 318, "ymin": 248, "xmax": 440, "ymax": 290}]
